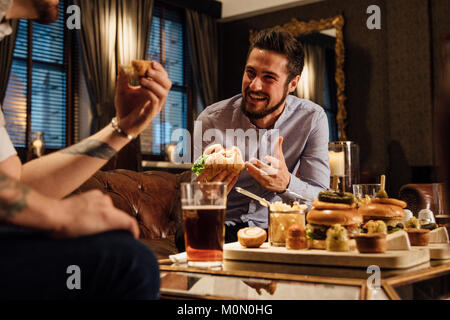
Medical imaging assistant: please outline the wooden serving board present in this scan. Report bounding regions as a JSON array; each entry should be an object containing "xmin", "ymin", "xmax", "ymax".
[
  {"xmin": 426, "ymin": 244, "xmax": 450, "ymax": 260},
  {"xmin": 224, "ymin": 242, "xmax": 430, "ymax": 269}
]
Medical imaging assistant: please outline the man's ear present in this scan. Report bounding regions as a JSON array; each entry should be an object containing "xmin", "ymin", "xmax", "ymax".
[{"xmin": 288, "ymin": 75, "xmax": 301, "ymax": 93}]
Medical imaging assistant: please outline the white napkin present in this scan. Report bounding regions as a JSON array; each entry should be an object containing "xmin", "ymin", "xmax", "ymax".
[{"xmin": 169, "ymin": 252, "xmax": 187, "ymax": 264}]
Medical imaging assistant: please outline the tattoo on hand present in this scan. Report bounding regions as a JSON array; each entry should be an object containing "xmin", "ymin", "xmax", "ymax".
[
  {"xmin": 0, "ymin": 173, "xmax": 30, "ymax": 220},
  {"xmin": 61, "ymin": 140, "xmax": 117, "ymax": 160}
]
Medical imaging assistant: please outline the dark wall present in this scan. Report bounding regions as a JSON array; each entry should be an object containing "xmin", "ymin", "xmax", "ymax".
[{"xmin": 218, "ymin": 0, "xmax": 447, "ymax": 196}]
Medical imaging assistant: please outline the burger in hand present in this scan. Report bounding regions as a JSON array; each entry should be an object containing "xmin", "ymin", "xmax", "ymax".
[
  {"xmin": 192, "ymin": 144, "xmax": 245, "ymax": 181},
  {"xmin": 306, "ymin": 191, "xmax": 363, "ymax": 250}
]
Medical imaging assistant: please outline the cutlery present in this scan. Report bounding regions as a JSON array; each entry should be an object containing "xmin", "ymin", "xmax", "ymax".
[{"xmin": 235, "ymin": 187, "xmax": 271, "ymax": 207}]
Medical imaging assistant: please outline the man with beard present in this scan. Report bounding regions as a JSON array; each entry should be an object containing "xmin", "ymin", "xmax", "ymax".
[
  {"xmin": 178, "ymin": 28, "xmax": 330, "ymax": 246},
  {"xmin": 0, "ymin": 0, "xmax": 172, "ymax": 299}
]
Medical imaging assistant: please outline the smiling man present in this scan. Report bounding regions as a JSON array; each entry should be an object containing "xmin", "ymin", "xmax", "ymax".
[{"xmin": 181, "ymin": 28, "xmax": 330, "ymax": 246}]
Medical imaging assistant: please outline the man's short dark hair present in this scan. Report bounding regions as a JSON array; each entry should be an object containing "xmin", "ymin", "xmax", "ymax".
[{"xmin": 247, "ymin": 27, "xmax": 304, "ymax": 82}]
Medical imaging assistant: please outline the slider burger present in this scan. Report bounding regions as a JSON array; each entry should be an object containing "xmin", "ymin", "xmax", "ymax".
[
  {"xmin": 358, "ymin": 196, "xmax": 407, "ymax": 233},
  {"xmin": 192, "ymin": 144, "xmax": 245, "ymax": 181},
  {"xmin": 306, "ymin": 191, "xmax": 362, "ymax": 249},
  {"xmin": 119, "ymin": 60, "xmax": 153, "ymax": 86}
]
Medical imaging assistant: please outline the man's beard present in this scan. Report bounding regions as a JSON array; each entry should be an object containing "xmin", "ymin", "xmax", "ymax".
[
  {"xmin": 240, "ymin": 83, "xmax": 289, "ymax": 120},
  {"xmin": 32, "ymin": 0, "xmax": 59, "ymax": 25}
]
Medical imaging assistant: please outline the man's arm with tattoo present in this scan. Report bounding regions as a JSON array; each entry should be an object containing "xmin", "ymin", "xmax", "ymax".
[
  {"xmin": 0, "ymin": 172, "xmax": 140, "ymax": 238},
  {"xmin": 20, "ymin": 124, "xmax": 130, "ymax": 199},
  {"xmin": 0, "ymin": 173, "xmax": 30, "ymax": 220}
]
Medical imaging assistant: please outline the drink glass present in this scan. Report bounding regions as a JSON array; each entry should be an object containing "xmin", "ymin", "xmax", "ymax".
[
  {"xmin": 353, "ymin": 184, "xmax": 381, "ymax": 200},
  {"xmin": 180, "ymin": 182, "xmax": 227, "ymax": 269},
  {"xmin": 269, "ymin": 209, "xmax": 305, "ymax": 247}
]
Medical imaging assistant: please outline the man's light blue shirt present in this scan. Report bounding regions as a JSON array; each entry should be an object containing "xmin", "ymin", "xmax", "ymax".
[{"xmin": 194, "ymin": 94, "xmax": 330, "ymax": 229}]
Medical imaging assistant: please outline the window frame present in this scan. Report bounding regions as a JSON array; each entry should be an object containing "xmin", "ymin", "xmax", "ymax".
[
  {"xmin": 4, "ymin": 0, "xmax": 78, "ymax": 160},
  {"xmin": 141, "ymin": 1, "xmax": 193, "ymax": 161}
]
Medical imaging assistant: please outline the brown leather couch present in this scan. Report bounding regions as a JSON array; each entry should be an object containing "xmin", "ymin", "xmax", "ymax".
[
  {"xmin": 399, "ymin": 183, "xmax": 450, "ymax": 229},
  {"xmin": 73, "ymin": 169, "xmax": 192, "ymax": 259},
  {"xmin": 398, "ymin": 183, "xmax": 447, "ymax": 216}
]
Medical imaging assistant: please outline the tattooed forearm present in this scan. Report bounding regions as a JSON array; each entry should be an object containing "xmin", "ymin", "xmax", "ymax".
[
  {"xmin": 61, "ymin": 140, "xmax": 117, "ymax": 160},
  {"xmin": 0, "ymin": 173, "xmax": 30, "ymax": 220}
]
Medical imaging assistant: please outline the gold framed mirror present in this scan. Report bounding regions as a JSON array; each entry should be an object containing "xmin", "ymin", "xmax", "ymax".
[{"xmin": 250, "ymin": 15, "xmax": 347, "ymax": 140}]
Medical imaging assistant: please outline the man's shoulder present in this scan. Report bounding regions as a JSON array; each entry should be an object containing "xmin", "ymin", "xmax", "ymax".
[
  {"xmin": 198, "ymin": 94, "xmax": 242, "ymax": 119},
  {"xmin": 287, "ymin": 95, "xmax": 326, "ymax": 116}
]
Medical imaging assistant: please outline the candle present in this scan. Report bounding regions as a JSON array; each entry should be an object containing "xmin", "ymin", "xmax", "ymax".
[
  {"xmin": 32, "ymin": 139, "xmax": 43, "ymax": 157},
  {"xmin": 329, "ymin": 151, "xmax": 345, "ymax": 176}
]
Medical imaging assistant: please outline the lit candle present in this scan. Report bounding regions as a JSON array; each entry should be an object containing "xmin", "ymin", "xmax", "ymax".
[
  {"xmin": 329, "ymin": 151, "xmax": 345, "ymax": 176},
  {"xmin": 32, "ymin": 139, "xmax": 43, "ymax": 157}
]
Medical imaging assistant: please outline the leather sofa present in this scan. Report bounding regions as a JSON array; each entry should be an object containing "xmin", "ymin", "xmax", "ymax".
[
  {"xmin": 73, "ymin": 169, "xmax": 192, "ymax": 259},
  {"xmin": 399, "ymin": 183, "xmax": 448, "ymax": 216}
]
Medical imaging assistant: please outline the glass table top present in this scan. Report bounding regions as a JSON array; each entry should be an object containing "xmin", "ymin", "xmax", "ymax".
[{"xmin": 159, "ymin": 259, "xmax": 450, "ymax": 300}]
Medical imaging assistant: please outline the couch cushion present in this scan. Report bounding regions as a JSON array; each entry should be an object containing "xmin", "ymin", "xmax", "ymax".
[{"xmin": 74, "ymin": 169, "xmax": 191, "ymax": 240}]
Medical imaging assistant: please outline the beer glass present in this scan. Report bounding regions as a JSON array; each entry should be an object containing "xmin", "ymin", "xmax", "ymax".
[{"xmin": 180, "ymin": 182, "xmax": 227, "ymax": 269}]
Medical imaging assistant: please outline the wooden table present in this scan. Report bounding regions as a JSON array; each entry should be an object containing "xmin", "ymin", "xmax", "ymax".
[{"xmin": 159, "ymin": 258, "xmax": 450, "ymax": 300}]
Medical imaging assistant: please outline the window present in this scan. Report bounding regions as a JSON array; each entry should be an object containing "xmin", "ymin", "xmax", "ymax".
[
  {"xmin": 3, "ymin": 0, "xmax": 76, "ymax": 150},
  {"xmin": 140, "ymin": 3, "xmax": 191, "ymax": 158}
]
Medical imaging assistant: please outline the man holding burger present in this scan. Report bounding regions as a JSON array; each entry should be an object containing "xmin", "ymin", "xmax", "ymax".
[{"xmin": 176, "ymin": 28, "xmax": 330, "ymax": 249}]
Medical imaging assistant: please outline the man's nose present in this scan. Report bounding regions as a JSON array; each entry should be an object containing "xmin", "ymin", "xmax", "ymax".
[{"xmin": 249, "ymin": 77, "xmax": 263, "ymax": 91}]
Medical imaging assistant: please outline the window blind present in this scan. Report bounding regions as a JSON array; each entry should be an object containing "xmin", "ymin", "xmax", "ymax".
[
  {"xmin": 3, "ymin": 0, "xmax": 67, "ymax": 149},
  {"xmin": 141, "ymin": 4, "xmax": 189, "ymax": 156}
]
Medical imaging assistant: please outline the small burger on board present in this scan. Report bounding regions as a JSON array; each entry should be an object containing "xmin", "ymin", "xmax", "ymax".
[
  {"xmin": 357, "ymin": 175, "xmax": 407, "ymax": 233},
  {"xmin": 306, "ymin": 191, "xmax": 362, "ymax": 250}
]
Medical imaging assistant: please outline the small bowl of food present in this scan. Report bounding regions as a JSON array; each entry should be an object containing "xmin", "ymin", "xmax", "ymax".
[
  {"xmin": 354, "ymin": 233, "xmax": 387, "ymax": 253},
  {"xmin": 406, "ymin": 228, "xmax": 430, "ymax": 246}
]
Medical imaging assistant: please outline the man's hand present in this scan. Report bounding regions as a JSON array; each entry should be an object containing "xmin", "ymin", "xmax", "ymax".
[
  {"xmin": 196, "ymin": 169, "xmax": 239, "ymax": 195},
  {"xmin": 114, "ymin": 61, "xmax": 172, "ymax": 137},
  {"xmin": 51, "ymin": 190, "xmax": 139, "ymax": 239},
  {"xmin": 245, "ymin": 136, "xmax": 290, "ymax": 193}
]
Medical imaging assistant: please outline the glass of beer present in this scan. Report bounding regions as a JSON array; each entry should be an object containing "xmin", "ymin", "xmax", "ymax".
[{"xmin": 180, "ymin": 182, "xmax": 227, "ymax": 269}]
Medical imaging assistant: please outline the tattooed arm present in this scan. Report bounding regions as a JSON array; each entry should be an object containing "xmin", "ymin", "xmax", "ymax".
[
  {"xmin": 0, "ymin": 172, "xmax": 139, "ymax": 238},
  {"xmin": 20, "ymin": 125, "xmax": 129, "ymax": 199}
]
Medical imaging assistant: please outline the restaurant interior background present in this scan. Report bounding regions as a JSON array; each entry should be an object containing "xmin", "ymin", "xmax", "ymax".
[{"xmin": 2, "ymin": 0, "xmax": 450, "ymax": 200}]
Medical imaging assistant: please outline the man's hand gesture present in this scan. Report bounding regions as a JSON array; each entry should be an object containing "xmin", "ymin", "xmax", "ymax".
[{"xmin": 245, "ymin": 136, "xmax": 290, "ymax": 193}]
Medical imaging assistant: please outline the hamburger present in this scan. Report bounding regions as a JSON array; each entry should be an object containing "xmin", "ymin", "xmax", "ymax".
[
  {"xmin": 358, "ymin": 197, "xmax": 407, "ymax": 233},
  {"xmin": 119, "ymin": 60, "xmax": 152, "ymax": 86},
  {"xmin": 306, "ymin": 191, "xmax": 363, "ymax": 249},
  {"xmin": 192, "ymin": 144, "xmax": 245, "ymax": 181}
]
